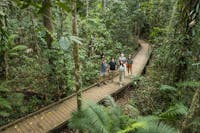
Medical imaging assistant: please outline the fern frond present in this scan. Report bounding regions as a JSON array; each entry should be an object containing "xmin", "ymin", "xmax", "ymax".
[
  {"xmin": 190, "ymin": 117, "xmax": 200, "ymax": 127},
  {"xmin": 0, "ymin": 85, "xmax": 9, "ymax": 92},
  {"xmin": 137, "ymin": 122, "xmax": 178, "ymax": 133},
  {"xmin": 0, "ymin": 111, "xmax": 10, "ymax": 117},
  {"xmin": 118, "ymin": 116, "xmax": 178, "ymax": 133},
  {"xmin": 0, "ymin": 97, "xmax": 12, "ymax": 109},
  {"xmin": 176, "ymin": 81, "xmax": 200, "ymax": 88},
  {"xmin": 69, "ymin": 102, "xmax": 110, "ymax": 133},
  {"xmin": 159, "ymin": 85, "xmax": 177, "ymax": 91},
  {"xmin": 117, "ymin": 121, "xmax": 147, "ymax": 133},
  {"xmin": 159, "ymin": 103, "xmax": 188, "ymax": 119}
]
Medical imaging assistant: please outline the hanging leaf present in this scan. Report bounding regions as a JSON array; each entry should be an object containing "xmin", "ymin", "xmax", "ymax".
[{"xmin": 59, "ymin": 37, "xmax": 70, "ymax": 51}]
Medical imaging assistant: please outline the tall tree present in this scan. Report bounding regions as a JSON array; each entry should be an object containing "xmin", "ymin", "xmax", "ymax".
[
  {"xmin": 72, "ymin": 0, "xmax": 82, "ymax": 111},
  {"xmin": 0, "ymin": 3, "xmax": 8, "ymax": 80},
  {"xmin": 42, "ymin": 0, "xmax": 55, "ymax": 81},
  {"xmin": 175, "ymin": 0, "xmax": 198, "ymax": 82}
]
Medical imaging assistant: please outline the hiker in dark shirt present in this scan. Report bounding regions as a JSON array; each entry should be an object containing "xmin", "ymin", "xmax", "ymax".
[{"xmin": 109, "ymin": 58, "xmax": 117, "ymax": 82}]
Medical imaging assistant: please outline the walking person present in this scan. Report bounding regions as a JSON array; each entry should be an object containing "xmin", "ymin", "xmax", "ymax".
[
  {"xmin": 109, "ymin": 57, "xmax": 117, "ymax": 82},
  {"xmin": 127, "ymin": 54, "xmax": 133, "ymax": 75},
  {"xmin": 119, "ymin": 61, "xmax": 126, "ymax": 87},
  {"xmin": 98, "ymin": 59, "xmax": 107, "ymax": 86},
  {"xmin": 118, "ymin": 53, "xmax": 126, "ymax": 64}
]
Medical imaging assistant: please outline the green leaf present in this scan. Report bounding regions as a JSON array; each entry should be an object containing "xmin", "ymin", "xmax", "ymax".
[
  {"xmin": 159, "ymin": 104, "xmax": 188, "ymax": 119},
  {"xmin": 70, "ymin": 36, "xmax": 83, "ymax": 45},
  {"xmin": 0, "ymin": 111, "xmax": 10, "ymax": 117},
  {"xmin": 8, "ymin": 52, "xmax": 19, "ymax": 57},
  {"xmin": 159, "ymin": 85, "xmax": 177, "ymax": 91},
  {"xmin": 118, "ymin": 121, "xmax": 147, "ymax": 133},
  {"xmin": 0, "ymin": 85, "xmax": 9, "ymax": 92},
  {"xmin": 176, "ymin": 81, "xmax": 200, "ymax": 88},
  {"xmin": 59, "ymin": 37, "xmax": 70, "ymax": 51},
  {"xmin": 0, "ymin": 11, "xmax": 5, "ymax": 16},
  {"xmin": 196, "ymin": 3, "xmax": 199, "ymax": 13},
  {"xmin": 9, "ymin": 45, "xmax": 27, "ymax": 53},
  {"xmin": 0, "ymin": 97, "xmax": 12, "ymax": 110},
  {"xmin": 56, "ymin": 1, "xmax": 71, "ymax": 12}
]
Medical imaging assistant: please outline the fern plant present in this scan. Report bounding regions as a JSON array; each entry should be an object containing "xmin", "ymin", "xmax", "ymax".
[
  {"xmin": 0, "ymin": 82, "xmax": 25, "ymax": 118},
  {"xmin": 118, "ymin": 115, "xmax": 178, "ymax": 133},
  {"xmin": 69, "ymin": 96, "xmax": 126, "ymax": 133},
  {"xmin": 136, "ymin": 122, "xmax": 178, "ymax": 133},
  {"xmin": 176, "ymin": 81, "xmax": 200, "ymax": 88},
  {"xmin": 69, "ymin": 96, "xmax": 179, "ymax": 133},
  {"xmin": 159, "ymin": 103, "xmax": 188, "ymax": 120},
  {"xmin": 0, "ymin": 97, "xmax": 11, "ymax": 117},
  {"xmin": 159, "ymin": 85, "xmax": 177, "ymax": 91},
  {"xmin": 0, "ymin": 83, "xmax": 11, "ymax": 117}
]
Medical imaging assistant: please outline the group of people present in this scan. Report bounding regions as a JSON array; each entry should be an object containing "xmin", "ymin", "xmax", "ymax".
[{"xmin": 99, "ymin": 53, "xmax": 133, "ymax": 86}]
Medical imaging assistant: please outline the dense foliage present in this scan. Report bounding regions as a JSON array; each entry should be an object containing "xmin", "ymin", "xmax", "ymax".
[
  {"xmin": 0, "ymin": 0, "xmax": 138, "ymax": 126},
  {"xmin": 0, "ymin": 0, "xmax": 199, "ymax": 133}
]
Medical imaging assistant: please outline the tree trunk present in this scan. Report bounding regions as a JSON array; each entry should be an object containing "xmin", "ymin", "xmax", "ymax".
[
  {"xmin": 102, "ymin": 0, "xmax": 106, "ymax": 10},
  {"xmin": 0, "ymin": 7, "xmax": 8, "ymax": 80},
  {"xmin": 4, "ymin": 52, "xmax": 9, "ymax": 80},
  {"xmin": 42, "ymin": 0, "xmax": 55, "ymax": 81},
  {"xmin": 86, "ymin": 0, "xmax": 89, "ymax": 18},
  {"xmin": 57, "ymin": 7, "xmax": 64, "ymax": 39},
  {"xmin": 72, "ymin": 0, "xmax": 82, "ymax": 111},
  {"xmin": 181, "ymin": 88, "xmax": 200, "ymax": 132},
  {"xmin": 175, "ymin": 0, "xmax": 197, "ymax": 82}
]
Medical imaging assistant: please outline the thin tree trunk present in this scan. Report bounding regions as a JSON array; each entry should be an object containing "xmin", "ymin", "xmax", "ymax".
[
  {"xmin": 72, "ymin": 0, "xmax": 82, "ymax": 111},
  {"xmin": 30, "ymin": 14, "xmax": 41, "ymax": 56},
  {"xmin": 57, "ymin": 7, "xmax": 64, "ymax": 39},
  {"xmin": 86, "ymin": 0, "xmax": 89, "ymax": 18},
  {"xmin": 4, "ymin": 52, "xmax": 9, "ymax": 80},
  {"xmin": 42, "ymin": 0, "xmax": 55, "ymax": 81},
  {"xmin": 102, "ymin": 0, "xmax": 106, "ymax": 11},
  {"xmin": 0, "ymin": 7, "xmax": 8, "ymax": 80}
]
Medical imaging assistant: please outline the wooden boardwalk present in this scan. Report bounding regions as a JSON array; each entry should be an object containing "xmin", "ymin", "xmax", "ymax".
[{"xmin": 0, "ymin": 40, "xmax": 151, "ymax": 133}]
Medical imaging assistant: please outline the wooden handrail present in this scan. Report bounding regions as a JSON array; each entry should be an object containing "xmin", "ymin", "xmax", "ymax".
[{"xmin": 0, "ymin": 42, "xmax": 142, "ymax": 131}]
